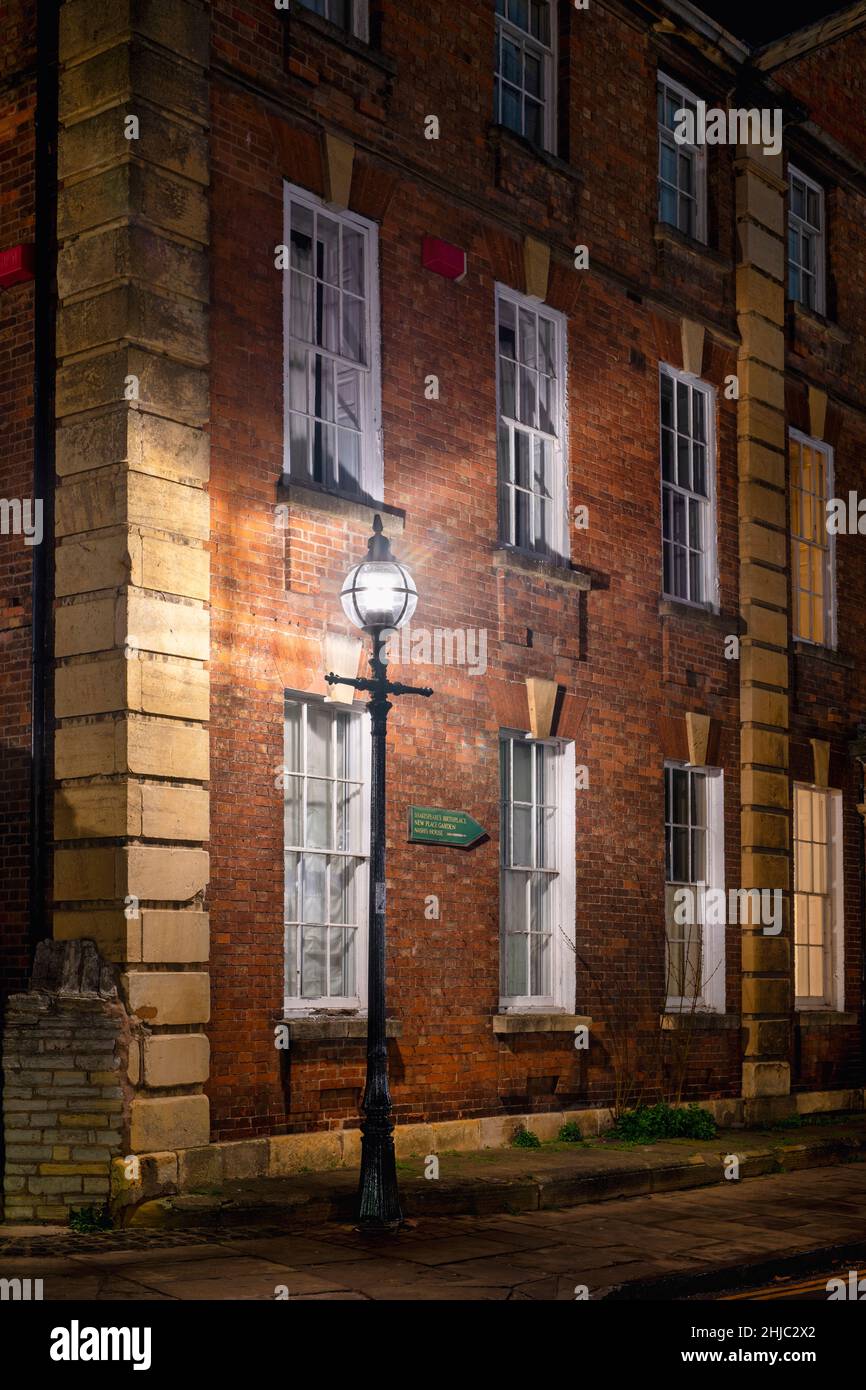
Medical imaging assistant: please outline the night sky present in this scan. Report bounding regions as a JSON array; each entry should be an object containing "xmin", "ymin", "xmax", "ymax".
[{"xmin": 693, "ymin": 0, "xmax": 855, "ymax": 47}]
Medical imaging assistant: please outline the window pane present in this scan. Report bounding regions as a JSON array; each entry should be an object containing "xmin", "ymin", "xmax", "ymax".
[
  {"xmin": 659, "ymin": 183, "xmax": 677, "ymax": 226},
  {"xmin": 306, "ymin": 778, "xmax": 331, "ymax": 848},
  {"xmin": 538, "ymin": 316, "xmax": 554, "ymax": 374},
  {"xmin": 513, "ymin": 741, "xmax": 533, "ymax": 801},
  {"xmin": 501, "ymin": 83, "xmax": 521, "ymax": 133},
  {"xmin": 289, "ymin": 347, "xmax": 308, "ymax": 414},
  {"xmin": 505, "ymin": 922, "xmax": 528, "ymax": 997},
  {"xmin": 529, "ymin": 924, "xmax": 551, "ymax": 995},
  {"xmin": 285, "ymin": 851, "xmax": 299, "ymax": 922},
  {"xmin": 524, "ymin": 99, "xmax": 543, "ymax": 145},
  {"xmin": 679, "ymin": 151, "xmax": 694, "ymax": 195},
  {"xmin": 316, "ymin": 216, "xmax": 340, "ymax": 284},
  {"xmin": 510, "ymin": 0, "xmax": 529, "ymax": 32},
  {"xmin": 342, "ymin": 294, "xmax": 364, "ymax": 363},
  {"xmin": 289, "ymin": 412, "xmax": 309, "ymax": 476},
  {"xmin": 518, "ymin": 365, "xmax": 537, "ymax": 426},
  {"xmin": 301, "ymin": 923, "xmax": 327, "ymax": 998},
  {"xmin": 524, "ymin": 52, "xmax": 541, "ymax": 98},
  {"xmin": 336, "ymin": 366, "xmax": 361, "ymax": 430},
  {"xmin": 302, "ymin": 854, "xmax": 326, "ymax": 926},
  {"xmin": 500, "ymin": 357, "xmax": 517, "ymax": 418},
  {"xmin": 336, "ymin": 780, "xmax": 363, "ymax": 853},
  {"xmin": 342, "ymin": 227, "xmax": 364, "ymax": 296},
  {"xmin": 290, "ymin": 203, "xmax": 313, "ymax": 273},
  {"xmin": 662, "ymin": 429, "xmax": 674, "ymax": 482},
  {"xmin": 291, "ymin": 272, "xmax": 313, "ymax": 342},
  {"xmin": 502, "ymin": 38, "xmax": 521, "ymax": 85}
]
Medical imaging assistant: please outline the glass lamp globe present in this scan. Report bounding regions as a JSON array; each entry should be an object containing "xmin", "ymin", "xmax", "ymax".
[{"xmin": 340, "ymin": 515, "xmax": 418, "ymax": 632}]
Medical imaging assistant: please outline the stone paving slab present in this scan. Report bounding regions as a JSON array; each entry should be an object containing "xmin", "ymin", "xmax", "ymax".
[{"xmin": 1, "ymin": 1162, "xmax": 864, "ymax": 1301}]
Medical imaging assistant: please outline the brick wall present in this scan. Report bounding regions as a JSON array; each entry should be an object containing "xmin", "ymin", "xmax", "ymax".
[{"xmin": 203, "ymin": 0, "xmax": 792, "ymax": 1138}]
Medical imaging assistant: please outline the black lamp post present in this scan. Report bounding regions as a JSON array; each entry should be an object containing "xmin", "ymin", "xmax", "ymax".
[{"xmin": 326, "ymin": 514, "xmax": 432, "ymax": 1229}]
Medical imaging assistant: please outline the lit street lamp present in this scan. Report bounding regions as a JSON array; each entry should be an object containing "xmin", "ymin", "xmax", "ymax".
[{"xmin": 327, "ymin": 514, "xmax": 432, "ymax": 1229}]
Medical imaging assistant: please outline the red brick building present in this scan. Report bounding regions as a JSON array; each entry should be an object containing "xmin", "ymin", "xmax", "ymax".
[{"xmin": 2, "ymin": 0, "xmax": 866, "ymax": 1220}]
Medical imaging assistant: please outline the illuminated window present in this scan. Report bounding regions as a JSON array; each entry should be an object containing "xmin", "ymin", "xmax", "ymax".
[
  {"xmin": 284, "ymin": 696, "xmax": 369, "ymax": 1012},
  {"xmin": 660, "ymin": 365, "xmax": 717, "ymax": 607},
  {"xmin": 794, "ymin": 785, "xmax": 843, "ymax": 1010},
  {"xmin": 283, "ymin": 183, "xmax": 380, "ymax": 500},
  {"xmin": 664, "ymin": 763, "xmax": 725, "ymax": 1008},
  {"xmin": 500, "ymin": 734, "xmax": 575, "ymax": 1009},
  {"xmin": 496, "ymin": 286, "xmax": 568, "ymax": 561},
  {"xmin": 790, "ymin": 430, "xmax": 835, "ymax": 647}
]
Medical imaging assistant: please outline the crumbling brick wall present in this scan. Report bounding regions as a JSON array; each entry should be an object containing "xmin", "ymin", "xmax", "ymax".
[{"xmin": 2, "ymin": 940, "xmax": 136, "ymax": 1223}]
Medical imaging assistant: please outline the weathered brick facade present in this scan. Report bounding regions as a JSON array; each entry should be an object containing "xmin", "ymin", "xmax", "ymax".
[{"xmin": 3, "ymin": 0, "xmax": 866, "ymax": 1216}]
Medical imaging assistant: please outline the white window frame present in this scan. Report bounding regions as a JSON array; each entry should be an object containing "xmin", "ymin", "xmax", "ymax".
[
  {"xmin": 494, "ymin": 0, "xmax": 557, "ymax": 154},
  {"xmin": 283, "ymin": 693, "xmax": 371, "ymax": 1016},
  {"xmin": 282, "ymin": 181, "xmax": 382, "ymax": 501},
  {"xmin": 495, "ymin": 284, "xmax": 569, "ymax": 562},
  {"xmin": 790, "ymin": 428, "xmax": 836, "ymax": 649},
  {"xmin": 296, "ymin": 0, "xmax": 369, "ymax": 41},
  {"xmin": 657, "ymin": 71, "xmax": 707, "ymax": 244},
  {"xmin": 499, "ymin": 731, "xmax": 576, "ymax": 1013},
  {"xmin": 794, "ymin": 783, "xmax": 844, "ymax": 1012},
  {"xmin": 787, "ymin": 165, "xmax": 826, "ymax": 316},
  {"xmin": 659, "ymin": 363, "xmax": 718, "ymax": 611},
  {"xmin": 664, "ymin": 762, "xmax": 726, "ymax": 1014}
]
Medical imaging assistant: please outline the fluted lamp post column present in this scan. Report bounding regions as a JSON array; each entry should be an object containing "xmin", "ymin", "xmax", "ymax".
[{"xmin": 327, "ymin": 514, "xmax": 432, "ymax": 1229}]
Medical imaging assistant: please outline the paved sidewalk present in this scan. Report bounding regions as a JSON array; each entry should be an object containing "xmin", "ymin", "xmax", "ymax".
[
  {"xmin": 121, "ymin": 1114, "xmax": 866, "ymax": 1229},
  {"xmin": 1, "ymin": 1163, "xmax": 864, "ymax": 1300}
]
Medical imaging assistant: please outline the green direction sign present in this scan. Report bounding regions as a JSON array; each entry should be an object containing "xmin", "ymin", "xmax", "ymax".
[{"xmin": 408, "ymin": 805, "xmax": 486, "ymax": 850}]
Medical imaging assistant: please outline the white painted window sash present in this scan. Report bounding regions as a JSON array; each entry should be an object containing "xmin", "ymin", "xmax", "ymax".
[
  {"xmin": 657, "ymin": 71, "xmax": 707, "ymax": 245},
  {"xmin": 499, "ymin": 732, "xmax": 576, "ymax": 1012},
  {"xmin": 794, "ymin": 784, "xmax": 844, "ymax": 1012},
  {"xmin": 659, "ymin": 363, "xmax": 719, "ymax": 612},
  {"xmin": 495, "ymin": 283, "xmax": 569, "ymax": 562},
  {"xmin": 282, "ymin": 180, "xmax": 382, "ymax": 501},
  {"xmin": 789, "ymin": 428, "xmax": 836, "ymax": 650},
  {"xmin": 494, "ymin": 0, "xmax": 557, "ymax": 154},
  {"xmin": 787, "ymin": 165, "xmax": 826, "ymax": 315},
  {"xmin": 284, "ymin": 694, "xmax": 371, "ymax": 1015},
  {"xmin": 664, "ymin": 763, "xmax": 726, "ymax": 1014}
]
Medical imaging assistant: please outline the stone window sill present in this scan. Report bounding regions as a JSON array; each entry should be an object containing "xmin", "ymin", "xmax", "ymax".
[
  {"xmin": 487, "ymin": 122, "xmax": 580, "ymax": 184},
  {"xmin": 493, "ymin": 1012, "xmax": 591, "ymax": 1035},
  {"xmin": 661, "ymin": 1012, "xmax": 740, "ymax": 1031},
  {"xmin": 493, "ymin": 546, "xmax": 592, "ymax": 590},
  {"xmin": 796, "ymin": 1010, "xmax": 857, "ymax": 1028},
  {"xmin": 284, "ymin": 9, "xmax": 397, "ymax": 78},
  {"xmin": 659, "ymin": 597, "xmax": 727, "ymax": 627},
  {"xmin": 792, "ymin": 640, "xmax": 853, "ymax": 669},
  {"xmin": 788, "ymin": 301, "xmax": 849, "ymax": 345},
  {"xmin": 277, "ymin": 478, "xmax": 405, "ymax": 536},
  {"xmin": 281, "ymin": 1016, "xmax": 402, "ymax": 1042},
  {"xmin": 653, "ymin": 222, "xmax": 731, "ymax": 269}
]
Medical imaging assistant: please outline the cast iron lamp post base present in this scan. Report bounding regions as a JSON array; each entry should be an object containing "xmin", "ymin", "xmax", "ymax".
[{"xmin": 326, "ymin": 657, "xmax": 432, "ymax": 1231}]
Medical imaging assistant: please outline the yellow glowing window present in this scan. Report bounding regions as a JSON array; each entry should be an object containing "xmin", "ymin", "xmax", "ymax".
[
  {"xmin": 790, "ymin": 431, "xmax": 834, "ymax": 647},
  {"xmin": 794, "ymin": 784, "xmax": 842, "ymax": 1009}
]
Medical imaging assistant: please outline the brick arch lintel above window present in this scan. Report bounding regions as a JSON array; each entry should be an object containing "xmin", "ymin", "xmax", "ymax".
[
  {"xmin": 650, "ymin": 310, "xmax": 736, "ymax": 388},
  {"xmin": 785, "ymin": 380, "xmax": 844, "ymax": 450},
  {"xmin": 657, "ymin": 711, "xmax": 722, "ymax": 767},
  {"xmin": 267, "ymin": 114, "xmax": 398, "ymax": 223},
  {"xmin": 489, "ymin": 678, "xmax": 587, "ymax": 744}
]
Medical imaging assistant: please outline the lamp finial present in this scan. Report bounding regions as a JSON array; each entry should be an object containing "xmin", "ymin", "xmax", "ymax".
[{"xmin": 367, "ymin": 513, "xmax": 392, "ymax": 561}]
